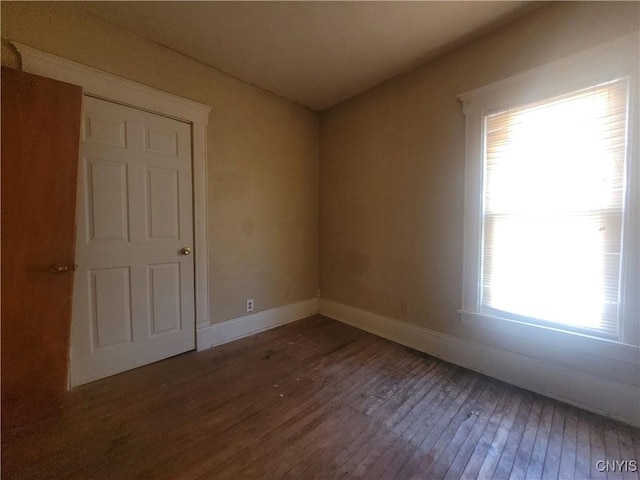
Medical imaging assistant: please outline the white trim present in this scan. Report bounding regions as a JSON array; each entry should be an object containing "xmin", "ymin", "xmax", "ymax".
[
  {"xmin": 197, "ymin": 298, "xmax": 319, "ymax": 350},
  {"xmin": 459, "ymin": 33, "xmax": 639, "ymax": 111},
  {"xmin": 458, "ymin": 310, "xmax": 639, "ymax": 364},
  {"xmin": 196, "ymin": 322, "xmax": 214, "ymax": 352},
  {"xmin": 14, "ymin": 44, "xmax": 214, "ymax": 340},
  {"xmin": 14, "ymin": 43, "xmax": 210, "ymax": 125},
  {"xmin": 192, "ymin": 123, "xmax": 210, "ymax": 330},
  {"xmin": 458, "ymin": 33, "xmax": 640, "ymax": 345},
  {"xmin": 320, "ymin": 299, "xmax": 640, "ymax": 427}
]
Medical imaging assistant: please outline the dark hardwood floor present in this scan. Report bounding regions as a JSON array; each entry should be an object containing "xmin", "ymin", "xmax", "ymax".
[{"xmin": 2, "ymin": 315, "xmax": 638, "ymax": 479}]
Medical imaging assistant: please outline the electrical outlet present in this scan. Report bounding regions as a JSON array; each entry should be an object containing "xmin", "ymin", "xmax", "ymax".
[{"xmin": 246, "ymin": 299, "xmax": 254, "ymax": 312}]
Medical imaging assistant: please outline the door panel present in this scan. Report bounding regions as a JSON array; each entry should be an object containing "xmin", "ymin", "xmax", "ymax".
[
  {"xmin": 86, "ymin": 158, "xmax": 129, "ymax": 242},
  {"xmin": 71, "ymin": 97, "xmax": 195, "ymax": 386},
  {"xmin": 90, "ymin": 267, "xmax": 133, "ymax": 348},
  {"xmin": 1, "ymin": 67, "xmax": 82, "ymax": 428},
  {"xmin": 146, "ymin": 167, "xmax": 180, "ymax": 239},
  {"xmin": 148, "ymin": 262, "xmax": 182, "ymax": 334}
]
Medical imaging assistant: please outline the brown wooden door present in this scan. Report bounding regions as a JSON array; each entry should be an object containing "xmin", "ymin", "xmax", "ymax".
[{"xmin": 1, "ymin": 67, "xmax": 82, "ymax": 428}]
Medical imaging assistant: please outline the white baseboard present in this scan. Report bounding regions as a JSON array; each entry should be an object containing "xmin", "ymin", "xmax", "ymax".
[
  {"xmin": 319, "ymin": 298, "xmax": 640, "ymax": 427},
  {"xmin": 197, "ymin": 298, "xmax": 319, "ymax": 351}
]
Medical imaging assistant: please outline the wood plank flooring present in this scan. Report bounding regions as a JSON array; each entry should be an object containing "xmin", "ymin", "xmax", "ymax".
[{"xmin": 2, "ymin": 315, "xmax": 638, "ymax": 479}]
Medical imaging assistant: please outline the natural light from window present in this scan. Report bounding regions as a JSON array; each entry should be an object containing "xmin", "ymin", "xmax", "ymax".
[{"xmin": 482, "ymin": 79, "xmax": 627, "ymax": 337}]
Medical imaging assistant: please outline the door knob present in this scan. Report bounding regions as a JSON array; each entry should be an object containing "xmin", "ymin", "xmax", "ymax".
[
  {"xmin": 180, "ymin": 247, "xmax": 192, "ymax": 256},
  {"xmin": 50, "ymin": 263, "xmax": 77, "ymax": 274}
]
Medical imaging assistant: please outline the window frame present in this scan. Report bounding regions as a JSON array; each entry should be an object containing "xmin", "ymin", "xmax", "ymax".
[{"xmin": 458, "ymin": 34, "xmax": 639, "ymax": 347}]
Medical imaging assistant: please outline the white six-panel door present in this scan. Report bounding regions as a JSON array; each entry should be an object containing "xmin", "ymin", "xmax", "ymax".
[{"xmin": 70, "ymin": 96, "xmax": 195, "ymax": 387}]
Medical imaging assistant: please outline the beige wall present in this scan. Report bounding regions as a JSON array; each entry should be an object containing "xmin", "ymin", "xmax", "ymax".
[
  {"xmin": 1, "ymin": 1, "xmax": 319, "ymax": 323},
  {"xmin": 320, "ymin": 1, "xmax": 640, "ymax": 384}
]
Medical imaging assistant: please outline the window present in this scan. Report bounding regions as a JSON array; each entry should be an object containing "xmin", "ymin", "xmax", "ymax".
[
  {"xmin": 482, "ymin": 79, "xmax": 627, "ymax": 338},
  {"xmin": 459, "ymin": 35, "xmax": 638, "ymax": 344}
]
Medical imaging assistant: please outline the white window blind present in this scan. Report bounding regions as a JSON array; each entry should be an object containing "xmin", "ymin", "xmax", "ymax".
[{"xmin": 481, "ymin": 78, "xmax": 629, "ymax": 339}]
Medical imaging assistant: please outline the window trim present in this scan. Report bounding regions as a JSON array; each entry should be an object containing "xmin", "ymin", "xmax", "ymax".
[{"xmin": 458, "ymin": 33, "xmax": 639, "ymax": 346}]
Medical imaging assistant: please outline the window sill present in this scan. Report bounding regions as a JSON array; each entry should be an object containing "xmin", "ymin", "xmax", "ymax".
[{"xmin": 458, "ymin": 309, "xmax": 639, "ymax": 364}]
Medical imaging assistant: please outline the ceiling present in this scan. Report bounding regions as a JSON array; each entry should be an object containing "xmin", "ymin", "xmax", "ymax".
[{"xmin": 79, "ymin": 1, "xmax": 535, "ymax": 111}]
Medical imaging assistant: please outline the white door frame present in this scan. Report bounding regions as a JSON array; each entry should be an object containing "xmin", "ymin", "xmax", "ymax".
[{"xmin": 15, "ymin": 43, "xmax": 213, "ymax": 351}]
